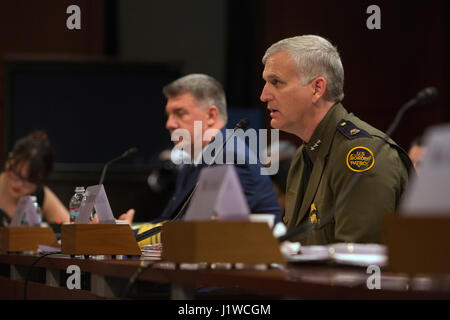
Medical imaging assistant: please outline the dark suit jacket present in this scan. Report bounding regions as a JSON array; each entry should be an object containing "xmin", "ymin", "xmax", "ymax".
[{"xmin": 154, "ymin": 127, "xmax": 281, "ymax": 224}]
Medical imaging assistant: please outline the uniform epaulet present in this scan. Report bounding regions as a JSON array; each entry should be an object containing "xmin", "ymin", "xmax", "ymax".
[{"xmin": 336, "ymin": 119, "xmax": 372, "ymax": 140}]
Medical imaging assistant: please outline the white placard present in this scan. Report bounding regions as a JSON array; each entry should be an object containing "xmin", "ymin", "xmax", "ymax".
[
  {"xmin": 75, "ymin": 184, "xmax": 116, "ymax": 224},
  {"xmin": 400, "ymin": 124, "xmax": 450, "ymax": 215},
  {"xmin": 10, "ymin": 195, "xmax": 40, "ymax": 226},
  {"xmin": 184, "ymin": 165, "xmax": 250, "ymax": 221}
]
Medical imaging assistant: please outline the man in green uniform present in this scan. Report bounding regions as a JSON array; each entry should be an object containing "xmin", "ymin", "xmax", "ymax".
[{"xmin": 260, "ymin": 35, "xmax": 412, "ymax": 244}]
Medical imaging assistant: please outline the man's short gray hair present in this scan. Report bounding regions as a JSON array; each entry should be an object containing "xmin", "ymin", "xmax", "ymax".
[
  {"xmin": 163, "ymin": 73, "xmax": 228, "ymax": 123},
  {"xmin": 262, "ymin": 35, "xmax": 344, "ymax": 102}
]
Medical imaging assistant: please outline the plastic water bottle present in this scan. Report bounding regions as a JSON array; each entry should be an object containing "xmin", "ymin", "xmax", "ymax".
[
  {"xmin": 30, "ymin": 195, "xmax": 42, "ymax": 226},
  {"xmin": 69, "ymin": 186, "xmax": 85, "ymax": 223}
]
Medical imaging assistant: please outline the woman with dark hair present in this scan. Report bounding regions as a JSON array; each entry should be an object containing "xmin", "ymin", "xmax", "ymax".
[{"xmin": 0, "ymin": 131, "xmax": 69, "ymax": 226}]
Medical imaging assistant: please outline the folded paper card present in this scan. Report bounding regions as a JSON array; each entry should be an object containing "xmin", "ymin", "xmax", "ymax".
[
  {"xmin": 184, "ymin": 165, "xmax": 250, "ymax": 221},
  {"xmin": 75, "ymin": 184, "xmax": 115, "ymax": 224},
  {"xmin": 10, "ymin": 195, "xmax": 40, "ymax": 226}
]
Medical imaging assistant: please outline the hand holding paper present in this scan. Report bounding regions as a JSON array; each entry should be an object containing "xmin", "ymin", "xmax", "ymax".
[{"xmin": 118, "ymin": 209, "xmax": 135, "ymax": 224}]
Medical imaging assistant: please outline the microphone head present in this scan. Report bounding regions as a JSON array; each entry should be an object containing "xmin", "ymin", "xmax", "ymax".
[
  {"xmin": 122, "ymin": 147, "xmax": 139, "ymax": 157},
  {"xmin": 235, "ymin": 118, "xmax": 250, "ymax": 130},
  {"xmin": 416, "ymin": 87, "xmax": 438, "ymax": 104}
]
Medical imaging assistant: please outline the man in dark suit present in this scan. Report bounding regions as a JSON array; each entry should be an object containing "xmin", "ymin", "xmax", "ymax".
[{"xmin": 131, "ymin": 73, "xmax": 281, "ymax": 246}]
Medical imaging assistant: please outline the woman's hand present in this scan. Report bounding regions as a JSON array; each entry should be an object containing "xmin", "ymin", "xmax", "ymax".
[{"xmin": 118, "ymin": 209, "xmax": 135, "ymax": 224}]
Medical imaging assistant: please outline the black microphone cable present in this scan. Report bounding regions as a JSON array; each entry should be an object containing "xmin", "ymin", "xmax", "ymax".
[
  {"xmin": 23, "ymin": 252, "xmax": 61, "ymax": 300},
  {"xmin": 120, "ymin": 259, "xmax": 159, "ymax": 299},
  {"xmin": 278, "ymin": 87, "xmax": 438, "ymax": 243}
]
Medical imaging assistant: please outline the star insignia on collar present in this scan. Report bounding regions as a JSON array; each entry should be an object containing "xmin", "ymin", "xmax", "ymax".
[{"xmin": 310, "ymin": 139, "xmax": 322, "ymax": 151}]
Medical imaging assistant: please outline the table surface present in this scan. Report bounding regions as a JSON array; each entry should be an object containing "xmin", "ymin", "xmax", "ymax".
[{"xmin": 1, "ymin": 253, "xmax": 450, "ymax": 299}]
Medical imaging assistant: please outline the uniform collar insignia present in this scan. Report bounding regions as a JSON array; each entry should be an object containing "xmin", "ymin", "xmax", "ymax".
[{"xmin": 309, "ymin": 139, "xmax": 322, "ymax": 151}]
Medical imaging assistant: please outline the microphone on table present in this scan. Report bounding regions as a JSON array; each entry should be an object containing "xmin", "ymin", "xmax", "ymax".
[
  {"xmin": 91, "ymin": 147, "xmax": 138, "ymax": 220},
  {"xmin": 384, "ymin": 87, "xmax": 438, "ymax": 138},
  {"xmin": 99, "ymin": 147, "xmax": 139, "ymax": 185},
  {"xmin": 415, "ymin": 87, "xmax": 439, "ymax": 104},
  {"xmin": 278, "ymin": 87, "xmax": 439, "ymax": 243},
  {"xmin": 208, "ymin": 117, "xmax": 250, "ymax": 165},
  {"xmin": 135, "ymin": 118, "xmax": 250, "ymax": 242}
]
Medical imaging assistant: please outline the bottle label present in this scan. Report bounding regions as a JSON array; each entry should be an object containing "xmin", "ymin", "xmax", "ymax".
[{"xmin": 70, "ymin": 208, "xmax": 80, "ymax": 222}]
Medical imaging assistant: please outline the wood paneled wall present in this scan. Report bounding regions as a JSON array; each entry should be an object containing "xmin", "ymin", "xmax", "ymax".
[
  {"xmin": 251, "ymin": 0, "xmax": 449, "ymax": 149},
  {"xmin": 0, "ymin": 0, "xmax": 106, "ymax": 159}
]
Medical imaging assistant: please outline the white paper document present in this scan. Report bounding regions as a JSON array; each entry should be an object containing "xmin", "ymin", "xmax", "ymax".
[{"xmin": 286, "ymin": 243, "xmax": 388, "ymax": 267}]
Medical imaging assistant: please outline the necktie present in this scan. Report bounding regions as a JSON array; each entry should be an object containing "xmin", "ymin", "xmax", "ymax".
[{"xmin": 300, "ymin": 147, "xmax": 314, "ymax": 202}]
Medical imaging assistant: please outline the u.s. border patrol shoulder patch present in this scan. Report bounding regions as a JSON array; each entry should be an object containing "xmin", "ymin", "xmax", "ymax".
[{"xmin": 346, "ymin": 146, "xmax": 375, "ymax": 172}]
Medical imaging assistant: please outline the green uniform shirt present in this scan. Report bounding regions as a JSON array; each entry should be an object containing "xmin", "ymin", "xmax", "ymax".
[{"xmin": 284, "ymin": 103, "xmax": 413, "ymax": 245}]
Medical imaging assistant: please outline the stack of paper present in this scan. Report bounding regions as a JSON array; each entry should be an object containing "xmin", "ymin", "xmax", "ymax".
[
  {"xmin": 141, "ymin": 243, "xmax": 162, "ymax": 260},
  {"xmin": 37, "ymin": 245, "xmax": 61, "ymax": 253},
  {"xmin": 286, "ymin": 243, "xmax": 387, "ymax": 267},
  {"xmin": 330, "ymin": 243, "xmax": 387, "ymax": 267}
]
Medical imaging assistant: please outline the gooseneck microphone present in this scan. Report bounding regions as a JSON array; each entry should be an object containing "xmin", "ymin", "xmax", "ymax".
[
  {"xmin": 235, "ymin": 117, "xmax": 251, "ymax": 130},
  {"xmin": 99, "ymin": 147, "xmax": 139, "ymax": 185},
  {"xmin": 170, "ymin": 117, "xmax": 250, "ymax": 221},
  {"xmin": 386, "ymin": 87, "xmax": 438, "ymax": 138},
  {"xmin": 209, "ymin": 117, "xmax": 250, "ymax": 166},
  {"xmin": 415, "ymin": 87, "xmax": 439, "ymax": 104},
  {"xmin": 135, "ymin": 118, "xmax": 250, "ymax": 242},
  {"xmin": 278, "ymin": 87, "xmax": 438, "ymax": 243}
]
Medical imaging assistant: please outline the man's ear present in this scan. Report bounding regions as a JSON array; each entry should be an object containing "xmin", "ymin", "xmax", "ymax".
[
  {"xmin": 310, "ymin": 77, "xmax": 327, "ymax": 104},
  {"xmin": 206, "ymin": 105, "xmax": 219, "ymax": 126}
]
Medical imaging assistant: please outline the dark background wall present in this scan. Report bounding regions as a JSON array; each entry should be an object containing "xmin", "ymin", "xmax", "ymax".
[
  {"xmin": 0, "ymin": 0, "xmax": 449, "ymax": 221},
  {"xmin": 227, "ymin": 0, "xmax": 450, "ymax": 147},
  {"xmin": 117, "ymin": 0, "xmax": 227, "ymax": 85},
  {"xmin": 0, "ymin": 0, "xmax": 106, "ymax": 158}
]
